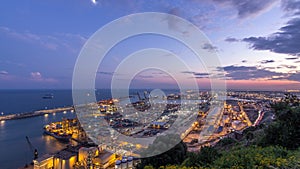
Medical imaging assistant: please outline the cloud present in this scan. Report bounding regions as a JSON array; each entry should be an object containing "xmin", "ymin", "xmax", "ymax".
[
  {"xmin": 0, "ymin": 26, "xmax": 87, "ymax": 53},
  {"xmin": 97, "ymin": 71, "xmax": 124, "ymax": 76},
  {"xmin": 151, "ymin": 72, "xmax": 164, "ymax": 75},
  {"xmin": 280, "ymin": 64, "xmax": 297, "ymax": 69},
  {"xmin": 285, "ymin": 57, "xmax": 299, "ymax": 60},
  {"xmin": 225, "ymin": 37, "xmax": 240, "ymax": 42},
  {"xmin": 0, "ymin": 27, "xmax": 58, "ymax": 50},
  {"xmin": 189, "ymin": 9, "xmax": 217, "ymax": 30},
  {"xmin": 181, "ymin": 71, "xmax": 210, "ymax": 78},
  {"xmin": 211, "ymin": 0, "xmax": 278, "ymax": 18},
  {"xmin": 281, "ymin": 0, "xmax": 300, "ymax": 15},
  {"xmin": 186, "ymin": 64, "xmax": 300, "ymax": 82},
  {"xmin": 0, "ymin": 70, "xmax": 8, "ymax": 75},
  {"xmin": 137, "ymin": 75, "xmax": 154, "ymax": 79},
  {"xmin": 217, "ymin": 65, "xmax": 300, "ymax": 82},
  {"xmin": 202, "ymin": 43, "xmax": 218, "ymax": 52},
  {"xmin": 264, "ymin": 66, "xmax": 276, "ymax": 70},
  {"xmin": 30, "ymin": 72, "xmax": 57, "ymax": 82},
  {"xmin": 260, "ymin": 60, "xmax": 275, "ymax": 64},
  {"xmin": 0, "ymin": 70, "xmax": 14, "ymax": 81},
  {"xmin": 218, "ymin": 65, "xmax": 284, "ymax": 80},
  {"xmin": 243, "ymin": 0, "xmax": 300, "ymax": 56},
  {"xmin": 287, "ymin": 72, "xmax": 300, "ymax": 81},
  {"xmin": 97, "ymin": 71, "xmax": 114, "ymax": 75},
  {"xmin": 181, "ymin": 71, "xmax": 195, "ymax": 74},
  {"xmin": 243, "ymin": 18, "xmax": 300, "ymax": 56},
  {"xmin": 193, "ymin": 72, "xmax": 210, "ymax": 76},
  {"xmin": 166, "ymin": 7, "xmax": 185, "ymax": 32},
  {"xmin": 30, "ymin": 72, "xmax": 42, "ymax": 80}
]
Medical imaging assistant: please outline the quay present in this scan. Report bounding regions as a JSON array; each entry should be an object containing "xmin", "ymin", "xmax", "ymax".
[{"xmin": 0, "ymin": 107, "xmax": 74, "ymax": 121}]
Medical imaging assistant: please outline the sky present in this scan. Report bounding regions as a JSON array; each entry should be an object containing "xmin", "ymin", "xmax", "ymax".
[{"xmin": 0, "ymin": 0, "xmax": 299, "ymax": 91}]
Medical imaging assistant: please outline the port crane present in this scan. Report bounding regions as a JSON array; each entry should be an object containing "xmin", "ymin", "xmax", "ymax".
[
  {"xmin": 25, "ymin": 136, "xmax": 38, "ymax": 166},
  {"xmin": 135, "ymin": 91, "xmax": 150, "ymax": 101}
]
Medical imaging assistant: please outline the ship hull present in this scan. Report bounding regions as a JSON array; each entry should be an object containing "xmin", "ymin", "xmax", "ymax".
[{"xmin": 43, "ymin": 130, "xmax": 71, "ymax": 142}]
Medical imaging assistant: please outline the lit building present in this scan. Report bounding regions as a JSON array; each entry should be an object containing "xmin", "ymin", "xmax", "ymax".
[
  {"xmin": 33, "ymin": 154, "xmax": 54, "ymax": 169},
  {"xmin": 53, "ymin": 149, "xmax": 77, "ymax": 169},
  {"xmin": 77, "ymin": 146, "xmax": 116, "ymax": 169},
  {"xmin": 232, "ymin": 120, "xmax": 243, "ymax": 130}
]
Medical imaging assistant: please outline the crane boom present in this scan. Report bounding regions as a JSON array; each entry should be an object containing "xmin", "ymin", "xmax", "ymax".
[
  {"xmin": 26, "ymin": 136, "xmax": 34, "ymax": 152},
  {"xmin": 25, "ymin": 136, "xmax": 38, "ymax": 160}
]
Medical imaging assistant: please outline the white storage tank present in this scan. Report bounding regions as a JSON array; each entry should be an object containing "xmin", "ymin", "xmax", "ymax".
[
  {"xmin": 115, "ymin": 160, "xmax": 122, "ymax": 169},
  {"xmin": 121, "ymin": 159, "xmax": 127, "ymax": 169},
  {"xmin": 127, "ymin": 156, "xmax": 133, "ymax": 169}
]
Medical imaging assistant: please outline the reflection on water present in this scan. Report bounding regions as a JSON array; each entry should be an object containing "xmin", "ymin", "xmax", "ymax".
[
  {"xmin": 42, "ymin": 135, "xmax": 67, "ymax": 153},
  {"xmin": 42, "ymin": 135, "xmax": 78, "ymax": 153},
  {"xmin": 0, "ymin": 111, "xmax": 76, "ymax": 169},
  {"xmin": 0, "ymin": 120, "xmax": 5, "ymax": 127}
]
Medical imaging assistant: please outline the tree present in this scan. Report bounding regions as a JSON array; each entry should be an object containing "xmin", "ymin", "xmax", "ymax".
[
  {"xmin": 282, "ymin": 93, "xmax": 300, "ymax": 107},
  {"xmin": 137, "ymin": 134, "xmax": 187, "ymax": 169},
  {"xmin": 213, "ymin": 146, "xmax": 299, "ymax": 169},
  {"xmin": 181, "ymin": 146, "xmax": 220, "ymax": 167},
  {"xmin": 261, "ymin": 94, "xmax": 300, "ymax": 149}
]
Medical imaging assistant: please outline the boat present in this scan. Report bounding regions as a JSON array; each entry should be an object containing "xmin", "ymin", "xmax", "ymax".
[
  {"xmin": 43, "ymin": 124, "xmax": 71, "ymax": 142},
  {"xmin": 42, "ymin": 94, "xmax": 54, "ymax": 99},
  {"xmin": 43, "ymin": 130, "xmax": 71, "ymax": 142}
]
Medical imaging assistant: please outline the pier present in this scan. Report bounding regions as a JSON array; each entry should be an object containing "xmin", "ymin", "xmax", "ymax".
[{"xmin": 0, "ymin": 107, "xmax": 74, "ymax": 121}]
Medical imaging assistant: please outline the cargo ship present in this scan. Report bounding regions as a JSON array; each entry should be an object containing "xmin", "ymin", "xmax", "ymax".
[
  {"xmin": 42, "ymin": 93, "xmax": 54, "ymax": 99},
  {"xmin": 43, "ymin": 123, "xmax": 71, "ymax": 142}
]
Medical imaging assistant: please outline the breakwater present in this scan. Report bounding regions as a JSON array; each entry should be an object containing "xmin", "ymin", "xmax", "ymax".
[{"xmin": 0, "ymin": 107, "xmax": 74, "ymax": 121}]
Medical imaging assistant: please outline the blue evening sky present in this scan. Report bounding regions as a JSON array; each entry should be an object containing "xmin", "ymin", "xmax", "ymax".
[{"xmin": 0, "ymin": 0, "xmax": 299, "ymax": 90}]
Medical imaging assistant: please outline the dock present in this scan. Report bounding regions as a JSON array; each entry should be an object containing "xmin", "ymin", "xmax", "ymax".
[{"xmin": 0, "ymin": 107, "xmax": 74, "ymax": 121}]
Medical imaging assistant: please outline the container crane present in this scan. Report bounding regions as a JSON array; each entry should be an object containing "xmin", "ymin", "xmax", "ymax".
[{"xmin": 25, "ymin": 136, "xmax": 38, "ymax": 164}]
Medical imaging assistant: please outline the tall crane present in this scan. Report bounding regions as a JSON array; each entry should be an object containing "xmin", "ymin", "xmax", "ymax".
[
  {"xmin": 136, "ymin": 92, "xmax": 142, "ymax": 101},
  {"xmin": 25, "ymin": 136, "xmax": 38, "ymax": 162},
  {"xmin": 144, "ymin": 91, "xmax": 149, "ymax": 100}
]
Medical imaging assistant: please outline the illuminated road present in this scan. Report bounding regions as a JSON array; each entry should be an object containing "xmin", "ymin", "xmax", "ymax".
[{"xmin": 238, "ymin": 102, "xmax": 252, "ymax": 126}]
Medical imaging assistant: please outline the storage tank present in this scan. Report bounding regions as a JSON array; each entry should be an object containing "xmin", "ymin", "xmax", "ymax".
[
  {"xmin": 127, "ymin": 156, "xmax": 133, "ymax": 169},
  {"xmin": 115, "ymin": 160, "xmax": 122, "ymax": 169},
  {"xmin": 121, "ymin": 159, "xmax": 127, "ymax": 169}
]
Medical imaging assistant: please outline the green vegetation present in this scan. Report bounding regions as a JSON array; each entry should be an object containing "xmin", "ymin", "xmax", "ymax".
[
  {"xmin": 137, "ymin": 134, "xmax": 187, "ymax": 169},
  {"xmin": 143, "ymin": 146, "xmax": 300, "ymax": 169},
  {"xmin": 213, "ymin": 146, "xmax": 299, "ymax": 168},
  {"xmin": 260, "ymin": 94, "xmax": 300, "ymax": 149},
  {"xmin": 182, "ymin": 146, "xmax": 220, "ymax": 167},
  {"xmin": 142, "ymin": 94, "xmax": 300, "ymax": 168}
]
